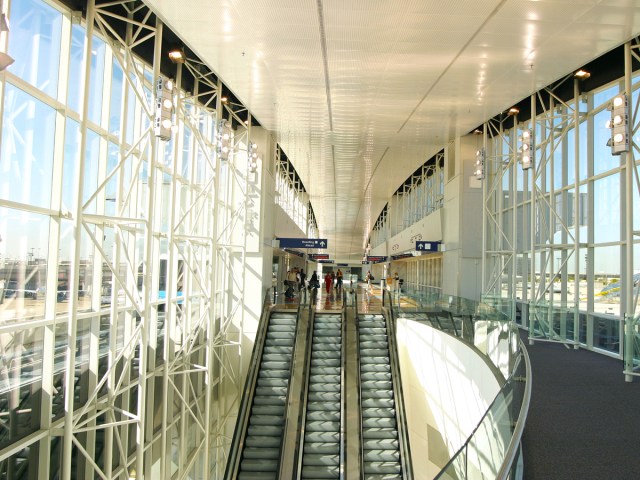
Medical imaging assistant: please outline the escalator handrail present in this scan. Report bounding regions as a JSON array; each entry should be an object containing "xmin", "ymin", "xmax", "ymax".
[
  {"xmin": 223, "ymin": 288, "xmax": 302, "ymax": 479},
  {"xmin": 223, "ymin": 287, "xmax": 274, "ymax": 479},
  {"xmin": 353, "ymin": 303, "xmax": 366, "ymax": 479},
  {"xmin": 384, "ymin": 306, "xmax": 414, "ymax": 480},
  {"xmin": 434, "ymin": 342, "xmax": 532, "ymax": 479},
  {"xmin": 293, "ymin": 308, "xmax": 316, "ymax": 478},
  {"xmin": 339, "ymin": 297, "xmax": 348, "ymax": 480},
  {"xmin": 275, "ymin": 292, "xmax": 306, "ymax": 476}
]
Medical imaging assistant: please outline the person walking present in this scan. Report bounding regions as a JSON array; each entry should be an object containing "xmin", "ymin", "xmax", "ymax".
[
  {"xmin": 336, "ymin": 269, "xmax": 343, "ymax": 291},
  {"xmin": 325, "ymin": 272, "xmax": 332, "ymax": 294},
  {"xmin": 287, "ymin": 268, "xmax": 298, "ymax": 294}
]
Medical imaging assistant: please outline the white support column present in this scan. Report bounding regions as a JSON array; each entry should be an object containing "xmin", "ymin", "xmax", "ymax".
[
  {"xmin": 62, "ymin": 1, "xmax": 95, "ymax": 478},
  {"xmin": 623, "ymin": 42, "xmax": 634, "ymax": 382},
  {"xmin": 573, "ymin": 79, "xmax": 581, "ymax": 348},
  {"xmin": 529, "ymin": 93, "xmax": 537, "ymax": 344}
]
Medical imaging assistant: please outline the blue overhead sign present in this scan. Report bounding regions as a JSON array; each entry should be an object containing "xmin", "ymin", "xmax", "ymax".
[
  {"xmin": 416, "ymin": 241, "xmax": 441, "ymax": 252},
  {"xmin": 366, "ymin": 255, "xmax": 387, "ymax": 263},
  {"xmin": 278, "ymin": 237, "xmax": 328, "ymax": 249}
]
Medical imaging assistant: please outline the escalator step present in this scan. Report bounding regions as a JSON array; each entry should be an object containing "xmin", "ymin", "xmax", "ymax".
[
  {"xmin": 363, "ymin": 462, "xmax": 402, "ymax": 474},
  {"xmin": 245, "ymin": 435, "xmax": 282, "ymax": 448},
  {"xmin": 252, "ymin": 395, "xmax": 286, "ymax": 406},
  {"xmin": 362, "ymin": 417, "xmax": 397, "ymax": 429},
  {"xmin": 240, "ymin": 458, "xmax": 278, "ymax": 472},
  {"xmin": 311, "ymin": 351, "xmax": 342, "ymax": 360},
  {"xmin": 268, "ymin": 324, "xmax": 296, "ymax": 332},
  {"xmin": 300, "ymin": 465, "xmax": 340, "ymax": 479},
  {"xmin": 267, "ymin": 332, "xmax": 295, "ymax": 340},
  {"xmin": 363, "ymin": 449, "xmax": 400, "ymax": 462},
  {"xmin": 361, "ymin": 372, "xmax": 392, "ymax": 381},
  {"xmin": 361, "ymin": 390, "xmax": 393, "ymax": 401},
  {"xmin": 362, "ymin": 438, "xmax": 399, "ymax": 450},
  {"xmin": 362, "ymin": 407, "xmax": 396, "ymax": 418},
  {"xmin": 362, "ymin": 475, "xmax": 402, "ymax": 480},
  {"xmin": 242, "ymin": 447, "xmax": 280, "ymax": 460},
  {"xmin": 302, "ymin": 453, "xmax": 339, "ymax": 466},
  {"xmin": 255, "ymin": 386, "xmax": 288, "ymax": 397},
  {"xmin": 249, "ymin": 415, "xmax": 284, "ymax": 426},
  {"xmin": 311, "ymin": 359, "xmax": 341, "ymax": 367},
  {"xmin": 250, "ymin": 405, "xmax": 285, "ymax": 416},
  {"xmin": 362, "ymin": 397, "xmax": 395, "ymax": 409},
  {"xmin": 309, "ymin": 367, "xmax": 341, "ymax": 376},
  {"xmin": 360, "ymin": 341, "xmax": 390, "ymax": 349},
  {"xmin": 313, "ymin": 343, "xmax": 340, "ymax": 358},
  {"xmin": 308, "ymin": 391, "xmax": 341, "ymax": 402},
  {"xmin": 359, "ymin": 357, "xmax": 391, "ymax": 365},
  {"xmin": 362, "ymin": 427, "xmax": 398, "ymax": 439},
  {"xmin": 360, "ymin": 334, "xmax": 387, "ymax": 341},
  {"xmin": 256, "ymin": 377, "xmax": 289, "ymax": 388},
  {"xmin": 309, "ymin": 382, "xmax": 340, "ymax": 393},
  {"xmin": 238, "ymin": 472, "xmax": 277, "ymax": 480},
  {"xmin": 361, "ymin": 364, "xmax": 391, "ymax": 373},
  {"xmin": 359, "ymin": 327, "xmax": 387, "ymax": 335},
  {"xmin": 306, "ymin": 410, "xmax": 341, "ymax": 422},
  {"xmin": 361, "ymin": 380, "xmax": 393, "ymax": 390},
  {"xmin": 303, "ymin": 442, "xmax": 340, "ymax": 454},
  {"xmin": 304, "ymin": 431, "xmax": 340, "ymax": 443},
  {"xmin": 306, "ymin": 401, "xmax": 340, "ymax": 411},
  {"xmin": 262, "ymin": 345, "xmax": 293, "ymax": 355},
  {"xmin": 305, "ymin": 420, "xmax": 340, "ymax": 432},
  {"xmin": 360, "ymin": 348, "xmax": 390, "ymax": 356},
  {"xmin": 265, "ymin": 338, "xmax": 295, "ymax": 347},
  {"xmin": 248, "ymin": 425, "xmax": 283, "ymax": 437},
  {"xmin": 261, "ymin": 353, "xmax": 292, "ymax": 362},
  {"xmin": 258, "ymin": 369, "xmax": 290, "ymax": 379},
  {"xmin": 307, "ymin": 374, "xmax": 339, "ymax": 384}
]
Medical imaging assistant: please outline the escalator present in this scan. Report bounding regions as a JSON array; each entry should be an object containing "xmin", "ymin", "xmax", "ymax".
[
  {"xmin": 298, "ymin": 312, "xmax": 344, "ymax": 479},
  {"xmin": 357, "ymin": 313, "xmax": 405, "ymax": 479},
  {"xmin": 235, "ymin": 310, "xmax": 299, "ymax": 480}
]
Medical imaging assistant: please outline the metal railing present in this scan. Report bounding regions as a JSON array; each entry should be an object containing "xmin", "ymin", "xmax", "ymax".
[{"xmin": 385, "ymin": 288, "xmax": 532, "ymax": 480}]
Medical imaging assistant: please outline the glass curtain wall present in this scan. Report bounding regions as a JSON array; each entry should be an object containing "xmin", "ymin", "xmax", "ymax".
[
  {"xmin": 0, "ymin": 0, "xmax": 255, "ymax": 478},
  {"xmin": 482, "ymin": 42, "xmax": 640, "ymax": 367}
]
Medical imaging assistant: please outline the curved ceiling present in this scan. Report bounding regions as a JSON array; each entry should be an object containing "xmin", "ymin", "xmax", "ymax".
[{"xmin": 145, "ymin": 0, "xmax": 640, "ymax": 261}]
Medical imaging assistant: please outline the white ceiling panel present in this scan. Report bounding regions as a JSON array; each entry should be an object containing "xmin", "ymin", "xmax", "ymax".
[{"xmin": 145, "ymin": 0, "xmax": 640, "ymax": 260}]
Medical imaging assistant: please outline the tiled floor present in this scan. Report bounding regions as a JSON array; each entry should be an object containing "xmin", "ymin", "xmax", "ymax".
[{"xmin": 271, "ymin": 282, "xmax": 388, "ymax": 314}]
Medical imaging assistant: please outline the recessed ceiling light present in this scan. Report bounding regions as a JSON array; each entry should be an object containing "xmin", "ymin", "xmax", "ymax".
[{"xmin": 574, "ymin": 69, "xmax": 590, "ymax": 79}]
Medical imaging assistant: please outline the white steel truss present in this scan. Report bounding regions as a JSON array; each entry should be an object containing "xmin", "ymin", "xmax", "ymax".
[
  {"xmin": 480, "ymin": 38, "xmax": 640, "ymax": 380},
  {"xmin": 0, "ymin": 0, "xmax": 258, "ymax": 477}
]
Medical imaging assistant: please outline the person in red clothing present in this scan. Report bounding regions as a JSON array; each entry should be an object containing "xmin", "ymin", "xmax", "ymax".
[{"xmin": 324, "ymin": 272, "xmax": 332, "ymax": 293}]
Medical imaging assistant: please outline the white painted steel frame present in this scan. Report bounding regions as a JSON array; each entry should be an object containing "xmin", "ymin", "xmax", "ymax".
[
  {"xmin": 0, "ymin": 0, "xmax": 257, "ymax": 477},
  {"xmin": 477, "ymin": 39, "xmax": 640, "ymax": 379}
]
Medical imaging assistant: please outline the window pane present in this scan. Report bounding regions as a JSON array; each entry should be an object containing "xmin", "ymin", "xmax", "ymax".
[
  {"xmin": 109, "ymin": 59, "xmax": 124, "ymax": 136},
  {"xmin": 8, "ymin": 0, "xmax": 62, "ymax": 99},
  {"xmin": 88, "ymin": 37, "xmax": 106, "ymax": 126},
  {"xmin": 1, "ymin": 84, "xmax": 56, "ymax": 209},
  {"xmin": 593, "ymin": 174, "xmax": 620, "ymax": 243},
  {"xmin": 593, "ymin": 245, "xmax": 620, "ymax": 317},
  {"xmin": 67, "ymin": 24, "xmax": 86, "ymax": 113},
  {"xmin": 0, "ymin": 208, "xmax": 49, "ymax": 323}
]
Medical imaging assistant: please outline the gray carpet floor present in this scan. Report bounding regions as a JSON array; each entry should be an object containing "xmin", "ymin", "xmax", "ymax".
[{"xmin": 521, "ymin": 334, "xmax": 640, "ymax": 479}]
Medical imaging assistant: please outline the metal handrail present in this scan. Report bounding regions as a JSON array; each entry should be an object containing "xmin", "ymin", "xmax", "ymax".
[
  {"xmin": 276, "ymin": 294, "xmax": 305, "ymax": 476},
  {"xmin": 384, "ymin": 303, "xmax": 414, "ymax": 479},
  {"xmin": 293, "ymin": 308, "xmax": 316, "ymax": 478},
  {"xmin": 223, "ymin": 287, "xmax": 274, "ymax": 480},
  {"xmin": 391, "ymin": 290, "xmax": 532, "ymax": 479},
  {"xmin": 339, "ymin": 292, "xmax": 348, "ymax": 480},
  {"xmin": 434, "ymin": 344, "xmax": 531, "ymax": 480},
  {"xmin": 496, "ymin": 339, "xmax": 532, "ymax": 480}
]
